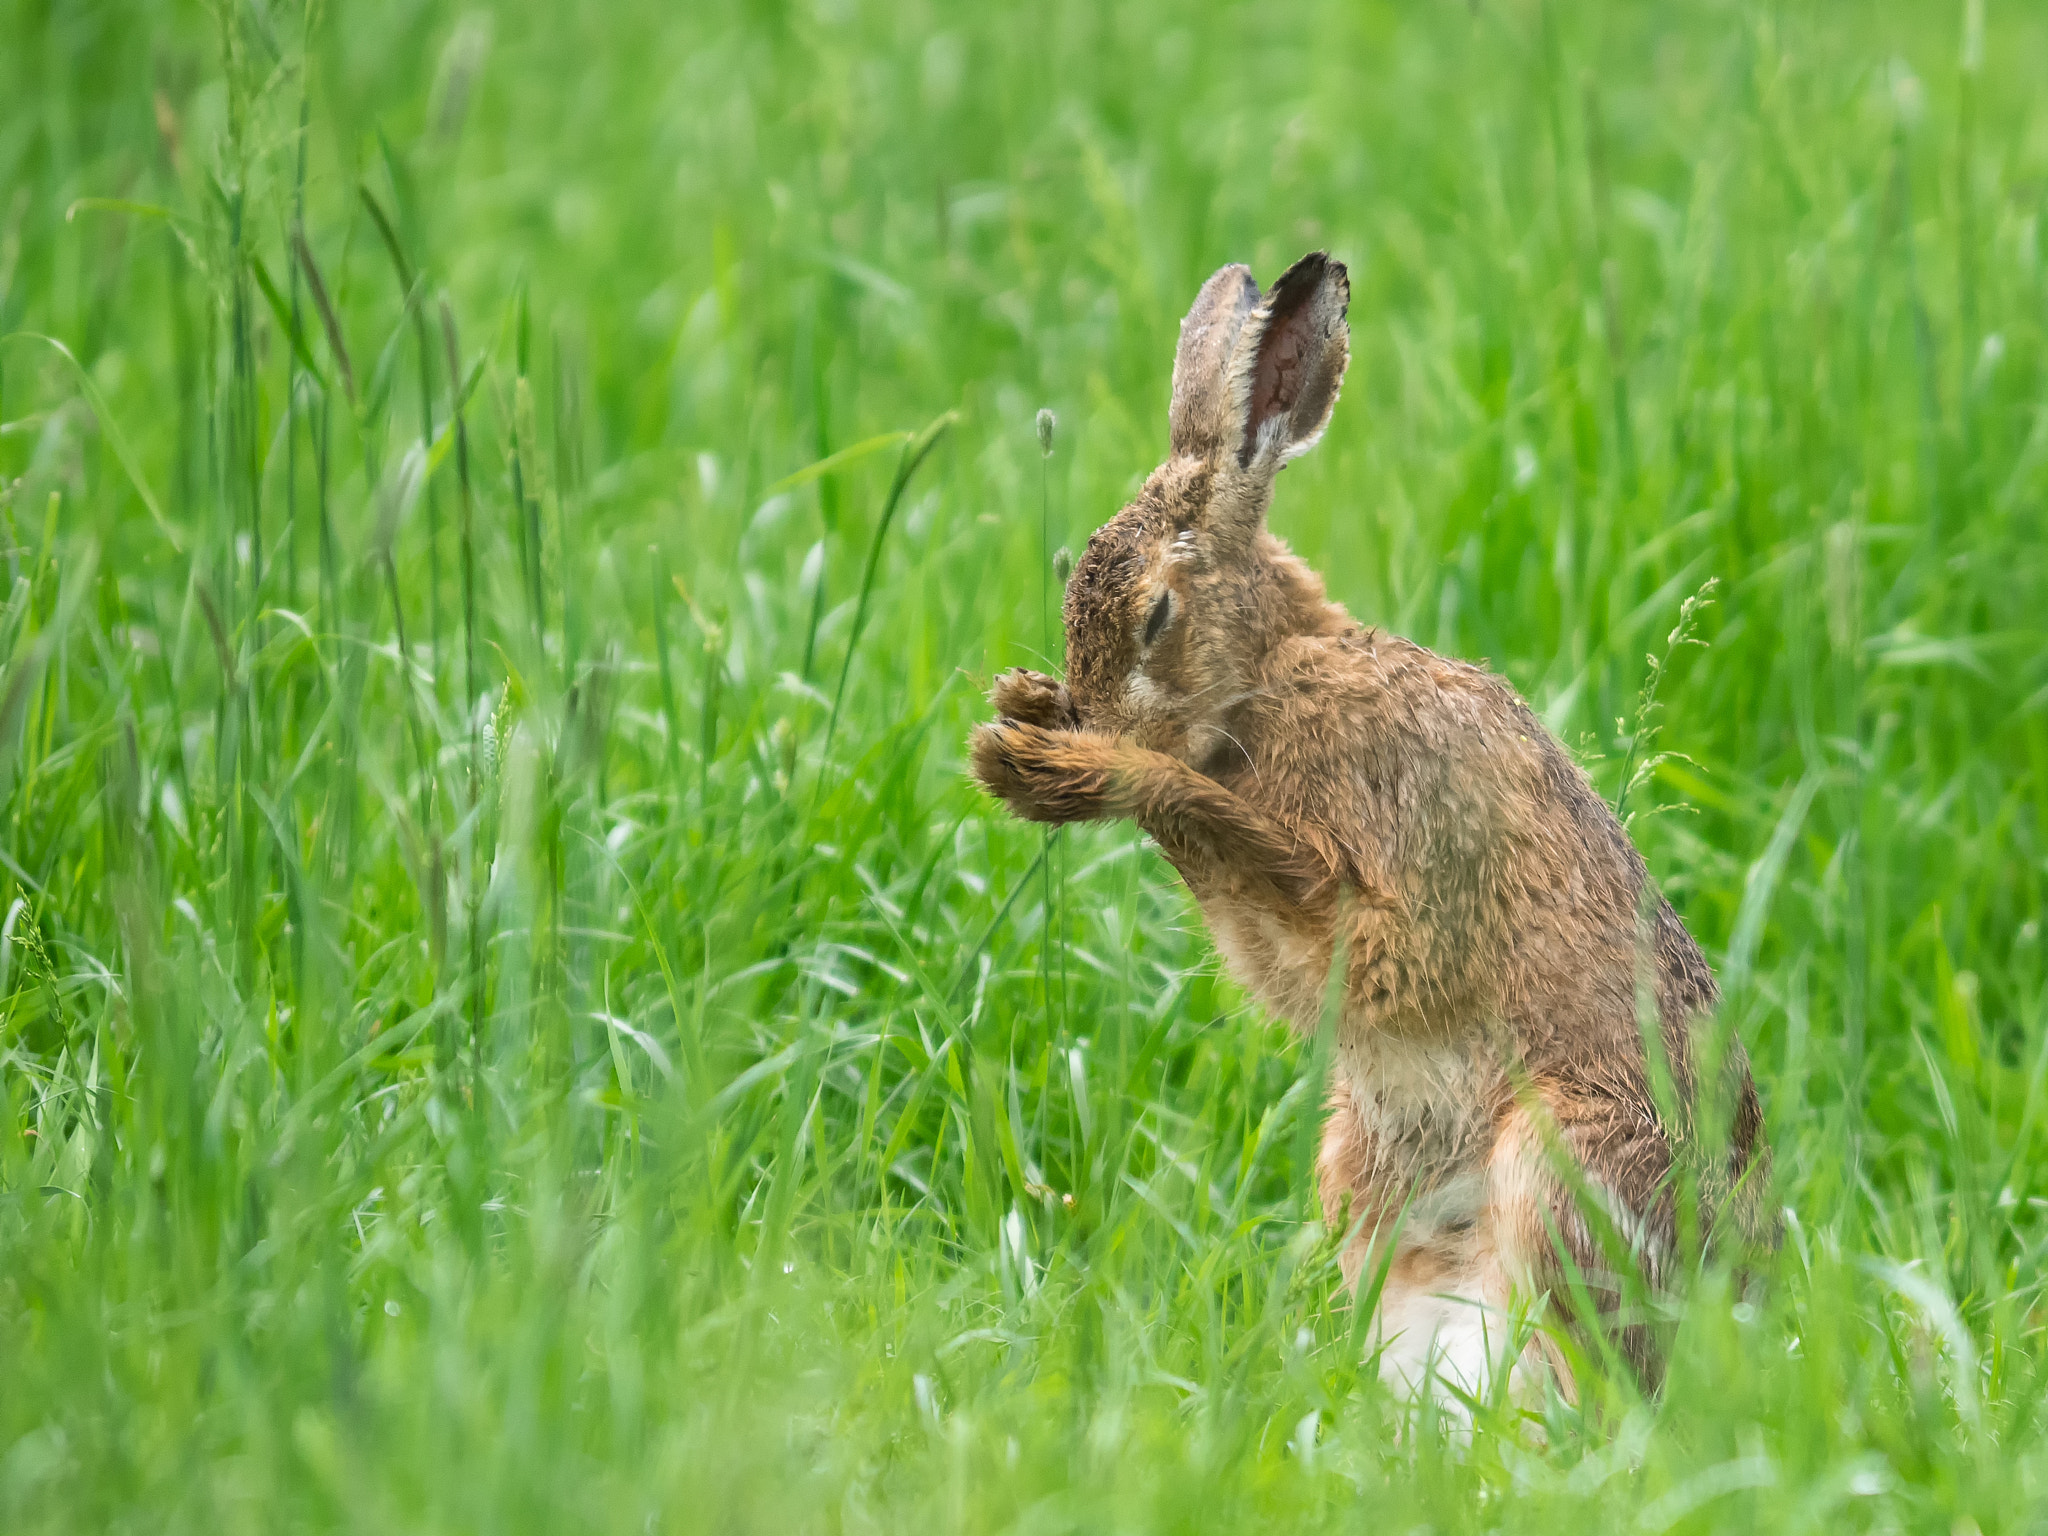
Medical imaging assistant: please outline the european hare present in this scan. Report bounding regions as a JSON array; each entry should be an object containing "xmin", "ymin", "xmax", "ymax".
[{"xmin": 971, "ymin": 253, "xmax": 1773, "ymax": 1405}]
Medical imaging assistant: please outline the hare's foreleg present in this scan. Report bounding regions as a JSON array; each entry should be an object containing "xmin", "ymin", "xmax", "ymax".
[
  {"xmin": 969, "ymin": 719, "xmax": 1334, "ymax": 904},
  {"xmin": 988, "ymin": 668, "xmax": 1080, "ymax": 730}
]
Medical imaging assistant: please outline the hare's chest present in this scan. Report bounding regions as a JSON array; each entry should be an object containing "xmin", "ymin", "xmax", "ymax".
[
  {"xmin": 1196, "ymin": 866, "xmax": 1501, "ymax": 1198},
  {"xmin": 1335, "ymin": 1030, "xmax": 1502, "ymax": 1192},
  {"xmin": 1200, "ymin": 899, "xmax": 1331, "ymax": 1025}
]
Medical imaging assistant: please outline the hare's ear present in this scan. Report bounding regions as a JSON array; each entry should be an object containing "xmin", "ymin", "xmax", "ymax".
[
  {"xmin": 1226, "ymin": 251, "xmax": 1350, "ymax": 477},
  {"xmin": 1168, "ymin": 263, "xmax": 1262, "ymax": 459}
]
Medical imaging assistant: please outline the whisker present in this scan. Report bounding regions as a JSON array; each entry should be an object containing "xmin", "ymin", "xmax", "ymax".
[{"xmin": 1192, "ymin": 720, "xmax": 1261, "ymax": 784}]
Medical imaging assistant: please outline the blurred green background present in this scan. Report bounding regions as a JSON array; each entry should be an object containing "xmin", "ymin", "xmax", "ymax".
[{"xmin": 3, "ymin": 0, "xmax": 2046, "ymax": 1529}]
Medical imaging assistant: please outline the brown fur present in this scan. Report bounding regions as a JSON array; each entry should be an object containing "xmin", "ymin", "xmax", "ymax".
[{"xmin": 971, "ymin": 253, "xmax": 1776, "ymax": 1403}]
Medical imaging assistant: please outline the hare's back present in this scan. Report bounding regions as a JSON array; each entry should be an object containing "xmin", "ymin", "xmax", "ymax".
[{"xmin": 1271, "ymin": 630, "xmax": 1668, "ymax": 958}]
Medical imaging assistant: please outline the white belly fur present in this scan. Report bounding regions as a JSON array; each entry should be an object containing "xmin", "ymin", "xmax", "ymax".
[{"xmin": 1373, "ymin": 1259, "xmax": 1553, "ymax": 1419}]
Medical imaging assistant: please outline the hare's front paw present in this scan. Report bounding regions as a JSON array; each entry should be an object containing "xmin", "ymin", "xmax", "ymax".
[
  {"xmin": 969, "ymin": 719, "xmax": 1118, "ymax": 825},
  {"xmin": 989, "ymin": 668, "xmax": 1079, "ymax": 730}
]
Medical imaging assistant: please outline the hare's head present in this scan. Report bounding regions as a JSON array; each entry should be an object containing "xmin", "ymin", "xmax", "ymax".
[{"xmin": 1063, "ymin": 252, "xmax": 1351, "ymax": 763}]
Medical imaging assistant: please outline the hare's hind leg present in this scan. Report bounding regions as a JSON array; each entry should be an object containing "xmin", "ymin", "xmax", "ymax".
[
  {"xmin": 1488, "ymin": 1091, "xmax": 1675, "ymax": 1392},
  {"xmin": 1319, "ymin": 1079, "xmax": 1535, "ymax": 1412}
]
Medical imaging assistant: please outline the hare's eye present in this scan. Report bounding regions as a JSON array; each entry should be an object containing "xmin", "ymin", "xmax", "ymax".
[{"xmin": 1143, "ymin": 591, "xmax": 1173, "ymax": 648}]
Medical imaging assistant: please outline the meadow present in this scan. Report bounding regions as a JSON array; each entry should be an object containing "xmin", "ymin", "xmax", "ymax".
[{"xmin": 3, "ymin": 0, "xmax": 2046, "ymax": 1528}]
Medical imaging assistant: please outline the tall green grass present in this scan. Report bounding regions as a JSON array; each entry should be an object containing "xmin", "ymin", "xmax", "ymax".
[{"xmin": 2, "ymin": 0, "xmax": 2045, "ymax": 1528}]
